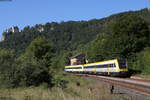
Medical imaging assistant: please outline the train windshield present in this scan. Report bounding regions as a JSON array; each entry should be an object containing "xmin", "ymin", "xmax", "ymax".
[{"xmin": 118, "ymin": 59, "xmax": 127, "ymax": 68}]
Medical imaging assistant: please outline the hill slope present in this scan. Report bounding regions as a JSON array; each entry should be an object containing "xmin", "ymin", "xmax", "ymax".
[{"xmin": 0, "ymin": 8, "xmax": 149, "ymax": 55}]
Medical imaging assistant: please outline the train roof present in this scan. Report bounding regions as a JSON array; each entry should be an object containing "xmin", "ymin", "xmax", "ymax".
[
  {"xmin": 65, "ymin": 59, "xmax": 118, "ymax": 67},
  {"xmin": 70, "ymin": 53, "xmax": 86, "ymax": 59}
]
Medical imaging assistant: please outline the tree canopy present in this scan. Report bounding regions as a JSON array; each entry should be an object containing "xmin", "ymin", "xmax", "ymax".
[{"xmin": 87, "ymin": 15, "xmax": 150, "ymax": 64}]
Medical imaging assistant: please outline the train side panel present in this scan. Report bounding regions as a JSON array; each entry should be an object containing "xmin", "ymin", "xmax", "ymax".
[{"xmin": 65, "ymin": 59, "xmax": 128, "ymax": 77}]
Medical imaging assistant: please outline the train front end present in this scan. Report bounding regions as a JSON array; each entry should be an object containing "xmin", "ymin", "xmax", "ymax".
[{"xmin": 116, "ymin": 59, "xmax": 129, "ymax": 77}]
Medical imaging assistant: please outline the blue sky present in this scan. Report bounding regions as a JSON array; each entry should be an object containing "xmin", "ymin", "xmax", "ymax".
[{"xmin": 0, "ymin": 0, "xmax": 149, "ymax": 39}]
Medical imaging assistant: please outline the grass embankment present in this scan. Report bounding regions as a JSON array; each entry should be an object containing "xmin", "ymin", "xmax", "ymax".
[
  {"xmin": 131, "ymin": 74, "xmax": 150, "ymax": 79},
  {"xmin": 0, "ymin": 74, "xmax": 131, "ymax": 100}
]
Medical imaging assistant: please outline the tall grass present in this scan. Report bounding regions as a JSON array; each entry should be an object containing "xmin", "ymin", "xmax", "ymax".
[{"xmin": 0, "ymin": 75, "xmax": 131, "ymax": 100}]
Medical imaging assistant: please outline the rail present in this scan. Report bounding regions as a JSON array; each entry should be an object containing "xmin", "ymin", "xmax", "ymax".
[{"xmin": 75, "ymin": 74, "xmax": 150, "ymax": 98}]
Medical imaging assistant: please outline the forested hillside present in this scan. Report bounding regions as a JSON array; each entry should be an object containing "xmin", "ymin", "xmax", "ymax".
[
  {"xmin": 0, "ymin": 8, "xmax": 149, "ymax": 88},
  {"xmin": 0, "ymin": 8, "xmax": 150, "ymax": 55}
]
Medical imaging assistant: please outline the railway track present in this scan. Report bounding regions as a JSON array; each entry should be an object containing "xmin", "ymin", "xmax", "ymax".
[{"xmin": 75, "ymin": 74, "xmax": 150, "ymax": 99}]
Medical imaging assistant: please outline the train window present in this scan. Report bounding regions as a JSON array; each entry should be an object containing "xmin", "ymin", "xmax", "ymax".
[
  {"xmin": 74, "ymin": 67, "xmax": 82, "ymax": 69},
  {"xmin": 104, "ymin": 65, "xmax": 108, "ymax": 68},
  {"xmin": 118, "ymin": 60, "xmax": 126, "ymax": 68},
  {"xmin": 84, "ymin": 66, "xmax": 94, "ymax": 69},
  {"xmin": 85, "ymin": 63, "xmax": 116, "ymax": 68},
  {"xmin": 96, "ymin": 64, "xmax": 108, "ymax": 68},
  {"xmin": 110, "ymin": 64, "xmax": 113, "ymax": 67},
  {"xmin": 97, "ymin": 65, "xmax": 101, "ymax": 68},
  {"xmin": 113, "ymin": 64, "xmax": 116, "ymax": 67},
  {"xmin": 110, "ymin": 64, "xmax": 116, "ymax": 68},
  {"xmin": 97, "ymin": 65, "xmax": 102, "ymax": 68}
]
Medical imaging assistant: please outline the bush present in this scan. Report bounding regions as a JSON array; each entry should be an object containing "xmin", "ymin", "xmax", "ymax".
[
  {"xmin": 132, "ymin": 47, "xmax": 150, "ymax": 74},
  {"xmin": 0, "ymin": 49, "xmax": 17, "ymax": 88},
  {"xmin": 14, "ymin": 37, "xmax": 54, "ymax": 87}
]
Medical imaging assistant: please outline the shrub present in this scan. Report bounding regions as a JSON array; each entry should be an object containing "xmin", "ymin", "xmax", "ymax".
[{"xmin": 132, "ymin": 47, "xmax": 150, "ymax": 74}]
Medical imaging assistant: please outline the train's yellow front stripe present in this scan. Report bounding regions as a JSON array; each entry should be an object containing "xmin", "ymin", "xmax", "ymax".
[{"xmin": 119, "ymin": 69, "xmax": 128, "ymax": 72}]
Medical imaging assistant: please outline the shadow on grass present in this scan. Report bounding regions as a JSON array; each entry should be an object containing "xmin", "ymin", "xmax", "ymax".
[
  {"xmin": 0, "ymin": 97, "xmax": 15, "ymax": 100},
  {"xmin": 128, "ymin": 69, "xmax": 141, "ymax": 76},
  {"xmin": 118, "ymin": 69, "xmax": 142, "ymax": 78}
]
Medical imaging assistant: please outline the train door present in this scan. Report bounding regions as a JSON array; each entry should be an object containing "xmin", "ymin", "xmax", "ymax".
[
  {"xmin": 107, "ymin": 64, "xmax": 111, "ymax": 75},
  {"xmin": 94, "ymin": 65, "xmax": 97, "ymax": 74},
  {"xmin": 111, "ymin": 64, "xmax": 115, "ymax": 72},
  {"xmin": 81, "ymin": 65, "xmax": 84, "ymax": 72}
]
